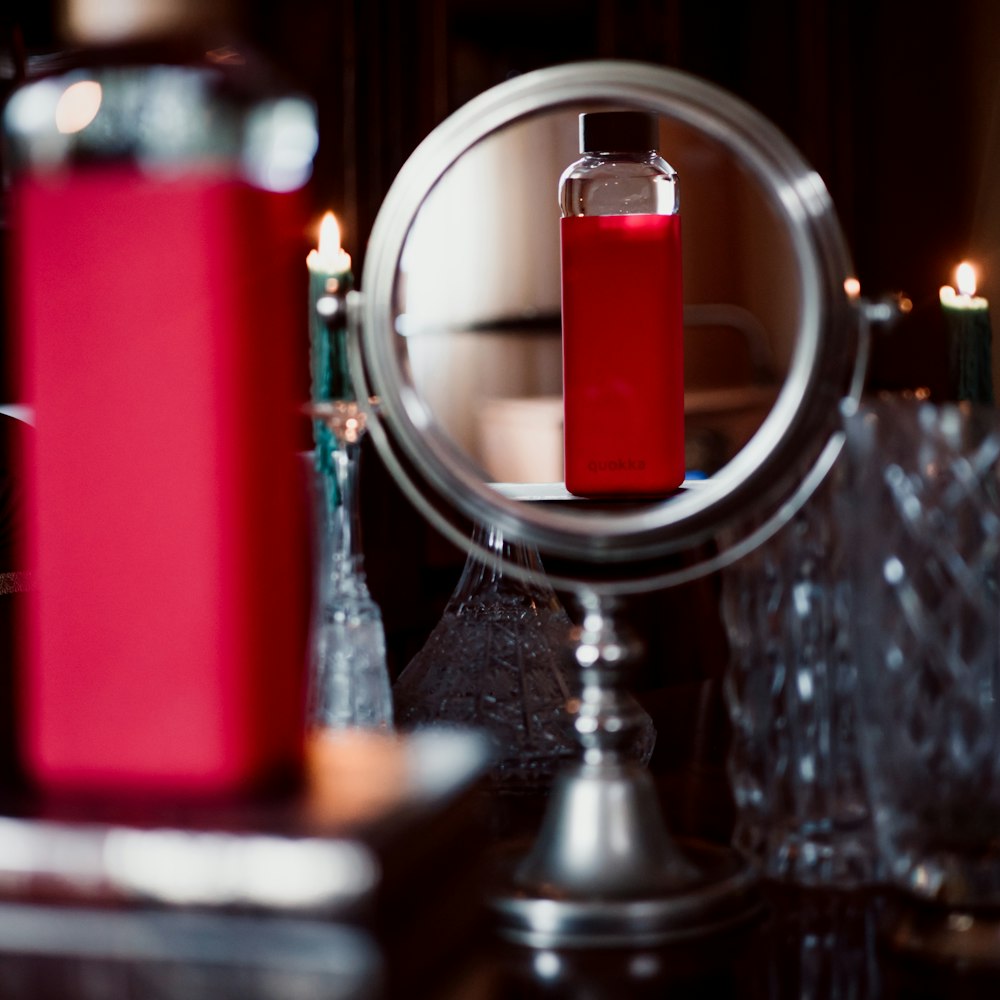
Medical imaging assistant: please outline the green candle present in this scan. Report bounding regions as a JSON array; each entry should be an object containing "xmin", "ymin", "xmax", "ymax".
[
  {"xmin": 307, "ymin": 212, "xmax": 355, "ymax": 490},
  {"xmin": 941, "ymin": 261, "xmax": 994, "ymax": 404}
]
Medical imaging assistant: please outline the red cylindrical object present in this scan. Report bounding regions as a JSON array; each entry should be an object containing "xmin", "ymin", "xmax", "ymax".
[
  {"xmin": 559, "ymin": 110, "xmax": 685, "ymax": 498},
  {"xmin": 4, "ymin": 29, "xmax": 316, "ymax": 798}
]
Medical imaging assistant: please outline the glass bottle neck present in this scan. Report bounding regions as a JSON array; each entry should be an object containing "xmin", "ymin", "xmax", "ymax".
[{"xmin": 448, "ymin": 522, "xmax": 561, "ymax": 612}]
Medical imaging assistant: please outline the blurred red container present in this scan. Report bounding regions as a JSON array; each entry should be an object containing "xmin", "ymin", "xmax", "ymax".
[{"xmin": 3, "ymin": 4, "xmax": 316, "ymax": 797}]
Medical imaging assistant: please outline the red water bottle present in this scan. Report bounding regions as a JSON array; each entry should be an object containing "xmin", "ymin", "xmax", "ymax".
[
  {"xmin": 559, "ymin": 110, "xmax": 685, "ymax": 498},
  {"xmin": 3, "ymin": 0, "xmax": 316, "ymax": 797}
]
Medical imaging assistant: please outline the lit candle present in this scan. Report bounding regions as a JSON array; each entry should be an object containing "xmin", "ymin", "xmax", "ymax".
[
  {"xmin": 306, "ymin": 212, "xmax": 356, "ymax": 496},
  {"xmin": 307, "ymin": 211, "xmax": 352, "ymax": 286},
  {"xmin": 940, "ymin": 260, "xmax": 994, "ymax": 404},
  {"xmin": 307, "ymin": 211, "xmax": 354, "ymax": 405}
]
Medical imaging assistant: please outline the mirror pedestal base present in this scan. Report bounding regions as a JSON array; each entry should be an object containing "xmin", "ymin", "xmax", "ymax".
[
  {"xmin": 485, "ymin": 591, "xmax": 762, "ymax": 949},
  {"xmin": 489, "ymin": 831, "xmax": 761, "ymax": 949}
]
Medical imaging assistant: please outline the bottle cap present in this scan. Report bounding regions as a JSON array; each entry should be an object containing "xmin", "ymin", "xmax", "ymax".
[{"xmin": 579, "ymin": 111, "xmax": 659, "ymax": 153}]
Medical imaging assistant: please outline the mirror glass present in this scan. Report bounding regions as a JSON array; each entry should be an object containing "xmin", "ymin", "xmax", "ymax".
[
  {"xmin": 359, "ymin": 63, "xmax": 858, "ymax": 590},
  {"xmin": 395, "ymin": 107, "xmax": 799, "ymax": 485}
]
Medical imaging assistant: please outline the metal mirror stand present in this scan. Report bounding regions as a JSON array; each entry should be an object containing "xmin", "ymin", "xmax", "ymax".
[
  {"xmin": 354, "ymin": 60, "xmax": 864, "ymax": 947},
  {"xmin": 491, "ymin": 588, "xmax": 762, "ymax": 946}
]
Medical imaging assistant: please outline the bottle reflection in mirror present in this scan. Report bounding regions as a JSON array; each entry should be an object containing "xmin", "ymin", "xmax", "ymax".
[
  {"xmin": 305, "ymin": 295, "xmax": 393, "ymax": 731},
  {"xmin": 559, "ymin": 110, "xmax": 685, "ymax": 498},
  {"xmin": 393, "ymin": 523, "xmax": 655, "ymax": 833}
]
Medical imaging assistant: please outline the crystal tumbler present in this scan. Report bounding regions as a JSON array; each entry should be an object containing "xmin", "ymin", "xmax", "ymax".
[
  {"xmin": 842, "ymin": 398, "xmax": 1000, "ymax": 920},
  {"xmin": 721, "ymin": 456, "xmax": 876, "ymax": 887}
]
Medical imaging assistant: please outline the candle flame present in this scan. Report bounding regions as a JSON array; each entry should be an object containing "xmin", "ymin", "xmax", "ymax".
[
  {"xmin": 307, "ymin": 210, "xmax": 352, "ymax": 274},
  {"xmin": 844, "ymin": 277, "xmax": 861, "ymax": 299},
  {"xmin": 318, "ymin": 212, "xmax": 341, "ymax": 257},
  {"xmin": 956, "ymin": 260, "xmax": 977, "ymax": 297}
]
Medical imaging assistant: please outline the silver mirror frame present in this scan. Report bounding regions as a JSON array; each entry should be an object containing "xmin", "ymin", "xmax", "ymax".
[{"xmin": 356, "ymin": 59, "xmax": 864, "ymax": 592}]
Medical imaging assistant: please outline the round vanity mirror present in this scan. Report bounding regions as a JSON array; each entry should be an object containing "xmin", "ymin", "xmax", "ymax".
[
  {"xmin": 356, "ymin": 60, "xmax": 866, "ymax": 946},
  {"xmin": 357, "ymin": 60, "xmax": 862, "ymax": 593}
]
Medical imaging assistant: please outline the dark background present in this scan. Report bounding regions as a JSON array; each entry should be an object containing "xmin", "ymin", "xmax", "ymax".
[
  {"xmin": 2, "ymin": 0, "xmax": 999, "ymax": 811},
  {"xmin": 7, "ymin": 0, "xmax": 1000, "ymax": 396}
]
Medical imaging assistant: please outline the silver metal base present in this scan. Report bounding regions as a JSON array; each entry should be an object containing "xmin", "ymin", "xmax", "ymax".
[{"xmin": 490, "ymin": 838, "xmax": 762, "ymax": 949}]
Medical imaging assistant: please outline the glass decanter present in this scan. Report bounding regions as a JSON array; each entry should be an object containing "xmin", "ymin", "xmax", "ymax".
[{"xmin": 393, "ymin": 522, "xmax": 654, "ymax": 832}]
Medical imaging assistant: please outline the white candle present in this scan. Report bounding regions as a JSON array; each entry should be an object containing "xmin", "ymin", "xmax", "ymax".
[{"xmin": 307, "ymin": 211, "xmax": 352, "ymax": 286}]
